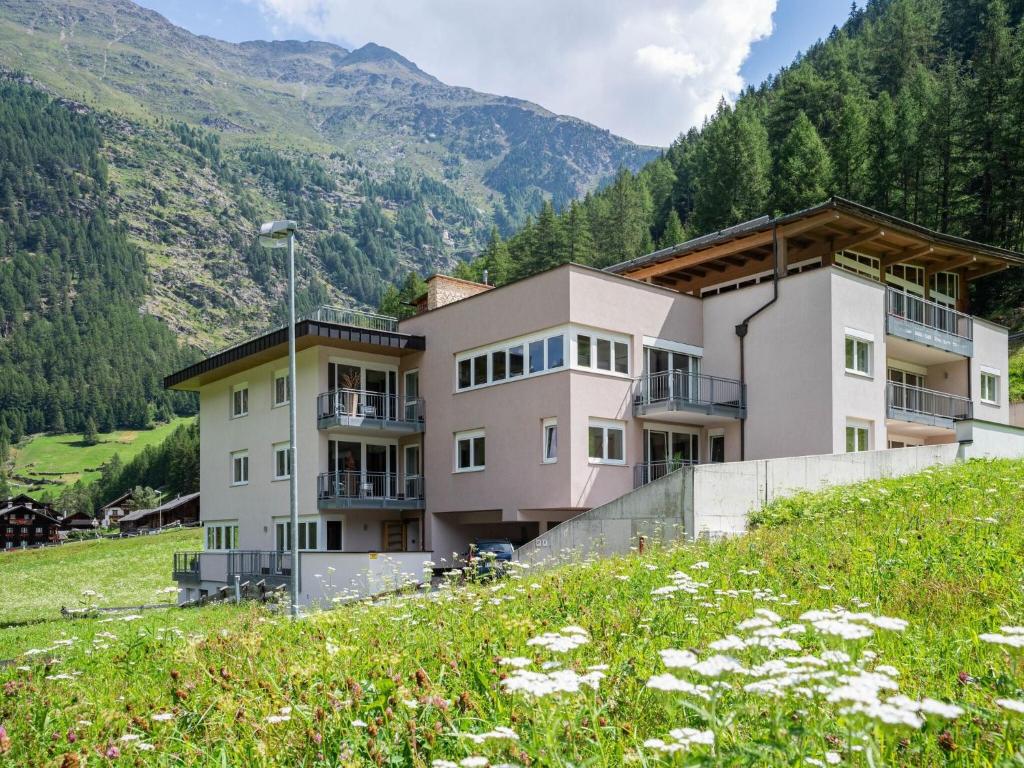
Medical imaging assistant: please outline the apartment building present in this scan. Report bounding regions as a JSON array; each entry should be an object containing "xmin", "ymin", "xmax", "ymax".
[{"xmin": 167, "ymin": 198, "xmax": 1022, "ymax": 604}]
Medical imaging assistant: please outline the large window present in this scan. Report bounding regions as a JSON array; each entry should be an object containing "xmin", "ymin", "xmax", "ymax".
[
  {"xmin": 273, "ymin": 369, "xmax": 290, "ymax": 407},
  {"xmin": 273, "ymin": 442, "xmax": 292, "ymax": 480},
  {"xmin": 456, "ymin": 332, "xmax": 565, "ymax": 390},
  {"xmin": 276, "ymin": 520, "xmax": 318, "ymax": 551},
  {"xmin": 578, "ymin": 334, "xmax": 629, "ymax": 374},
  {"xmin": 231, "ymin": 383, "xmax": 249, "ymax": 418},
  {"xmin": 455, "ymin": 429, "xmax": 486, "ymax": 472},
  {"xmin": 231, "ymin": 450, "xmax": 249, "ymax": 486},
  {"xmin": 844, "ymin": 332, "xmax": 873, "ymax": 377},
  {"xmin": 845, "ymin": 420, "xmax": 871, "ymax": 453},
  {"xmin": 588, "ymin": 419, "xmax": 625, "ymax": 464},
  {"xmin": 981, "ymin": 370, "xmax": 1000, "ymax": 404},
  {"xmin": 542, "ymin": 418, "xmax": 558, "ymax": 463},
  {"xmin": 206, "ymin": 522, "xmax": 239, "ymax": 551}
]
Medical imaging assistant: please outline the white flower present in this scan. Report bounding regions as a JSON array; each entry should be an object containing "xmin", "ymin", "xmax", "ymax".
[
  {"xmin": 499, "ymin": 657, "xmax": 532, "ymax": 668},
  {"xmin": 996, "ymin": 698, "xmax": 1024, "ymax": 713},
  {"xmin": 120, "ymin": 734, "xmax": 142, "ymax": 742},
  {"xmin": 981, "ymin": 632, "xmax": 1024, "ymax": 648},
  {"xmin": 646, "ymin": 674, "xmax": 711, "ymax": 699},
  {"xmin": 690, "ymin": 561, "xmax": 710, "ymax": 570},
  {"xmin": 432, "ymin": 762, "xmax": 459, "ymax": 768},
  {"xmin": 659, "ymin": 649, "xmax": 698, "ymax": 668},
  {"xmin": 460, "ymin": 726, "xmax": 519, "ymax": 744},
  {"xmin": 526, "ymin": 629, "xmax": 588, "ymax": 653},
  {"xmin": 825, "ymin": 751, "xmax": 842, "ymax": 764},
  {"xmin": 150, "ymin": 712, "xmax": 175, "ymax": 721},
  {"xmin": 501, "ymin": 668, "xmax": 603, "ymax": 697},
  {"xmin": 352, "ymin": 719, "xmax": 368, "ymax": 727},
  {"xmin": 265, "ymin": 714, "xmax": 290, "ymax": 723},
  {"xmin": 691, "ymin": 655, "xmax": 745, "ymax": 677},
  {"xmin": 644, "ymin": 727, "xmax": 714, "ymax": 752},
  {"xmin": 460, "ymin": 758, "xmax": 489, "ymax": 768}
]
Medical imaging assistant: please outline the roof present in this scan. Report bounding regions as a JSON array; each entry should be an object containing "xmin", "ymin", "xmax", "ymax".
[
  {"xmin": 606, "ymin": 197, "xmax": 1024, "ymax": 277},
  {"xmin": 100, "ymin": 490, "xmax": 133, "ymax": 510},
  {"xmin": 120, "ymin": 492, "xmax": 200, "ymax": 522},
  {"xmin": 1, "ymin": 504, "xmax": 63, "ymax": 525}
]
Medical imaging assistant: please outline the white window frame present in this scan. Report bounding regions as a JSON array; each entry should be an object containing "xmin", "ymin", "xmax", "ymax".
[
  {"xmin": 980, "ymin": 368, "xmax": 1000, "ymax": 405},
  {"xmin": 576, "ymin": 328, "xmax": 631, "ymax": 375},
  {"xmin": 454, "ymin": 429, "xmax": 486, "ymax": 473},
  {"xmin": 273, "ymin": 441, "xmax": 292, "ymax": 480},
  {"xmin": 542, "ymin": 417, "xmax": 558, "ymax": 464},
  {"xmin": 275, "ymin": 517, "xmax": 319, "ymax": 552},
  {"xmin": 231, "ymin": 383, "xmax": 249, "ymax": 419},
  {"xmin": 845, "ymin": 419, "xmax": 871, "ymax": 453},
  {"xmin": 231, "ymin": 450, "xmax": 249, "ymax": 486},
  {"xmin": 205, "ymin": 521, "xmax": 239, "ymax": 551},
  {"xmin": 844, "ymin": 329, "xmax": 874, "ymax": 378},
  {"xmin": 272, "ymin": 368, "xmax": 290, "ymax": 408},
  {"xmin": 588, "ymin": 418, "xmax": 626, "ymax": 465}
]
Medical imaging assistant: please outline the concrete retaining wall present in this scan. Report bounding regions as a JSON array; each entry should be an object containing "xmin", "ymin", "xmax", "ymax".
[
  {"xmin": 957, "ymin": 418, "xmax": 1024, "ymax": 460},
  {"xmin": 299, "ymin": 551, "xmax": 432, "ymax": 607}
]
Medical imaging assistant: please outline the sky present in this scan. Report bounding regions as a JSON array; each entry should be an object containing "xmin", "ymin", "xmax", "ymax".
[{"xmin": 135, "ymin": 0, "xmax": 851, "ymax": 147}]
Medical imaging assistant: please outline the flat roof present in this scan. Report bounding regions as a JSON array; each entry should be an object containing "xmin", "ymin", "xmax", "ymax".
[{"xmin": 164, "ymin": 319, "xmax": 425, "ymax": 391}]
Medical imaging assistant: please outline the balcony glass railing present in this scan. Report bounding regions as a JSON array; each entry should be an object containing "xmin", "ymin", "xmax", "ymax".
[
  {"xmin": 317, "ymin": 471, "xmax": 424, "ymax": 502},
  {"xmin": 633, "ymin": 460, "xmax": 697, "ymax": 488},
  {"xmin": 316, "ymin": 389, "xmax": 424, "ymax": 424},
  {"xmin": 886, "ymin": 382, "xmax": 972, "ymax": 421},
  {"xmin": 886, "ymin": 288, "xmax": 972, "ymax": 341},
  {"xmin": 634, "ymin": 371, "xmax": 746, "ymax": 415}
]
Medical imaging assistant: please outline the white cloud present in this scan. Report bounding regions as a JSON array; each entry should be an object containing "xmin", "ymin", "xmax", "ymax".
[{"xmin": 252, "ymin": 0, "xmax": 776, "ymax": 146}]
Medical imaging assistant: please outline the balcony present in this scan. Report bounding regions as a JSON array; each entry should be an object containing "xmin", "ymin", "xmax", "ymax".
[
  {"xmin": 172, "ymin": 551, "xmax": 201, "ymax": 582},
  {"xmin": 885, "ymin": 288, "xmax": 973, "ymax": 358},
  {"xmin": 633, "ymin": 460, "xmax": 697, "ymax": 488},
  {"xmin": 886, "ymin": 382, "xmax": 972, "ymax": 430},
  {"xmin": 317, "ymin": 471, "xmax": 425, "ymax": 510},
  {"xmin": 172, "ymin": 550, "xmax": 293, "ymax": 588},
  {"xmin": 316, "ymin": 389, "xmax": 425, "ymax": 435},
  {"xmin": 634, "ymin": 371, "xmax": 746, "ymax": 423}
]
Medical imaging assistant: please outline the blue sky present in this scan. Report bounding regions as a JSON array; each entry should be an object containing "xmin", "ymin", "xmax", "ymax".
[{"xmin": 135, "ymin": 0, "xmax": 852, "ymax": 145}]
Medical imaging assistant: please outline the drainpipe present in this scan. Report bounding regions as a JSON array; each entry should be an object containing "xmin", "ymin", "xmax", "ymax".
[{"xmin": 734, "ymin": 223, "xmax": 781, "ymax": 461}]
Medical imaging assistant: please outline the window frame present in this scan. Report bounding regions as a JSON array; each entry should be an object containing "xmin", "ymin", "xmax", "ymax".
[
  {"xmin": 844, "ymin": 419, "xmax": 871, "ymax": 453},
  {"xmin": 275, "ymin": 519, "xmax": 319, "ymax": 552},
  {"xmin": 588, "ymin": 418, "xmax": 626, "ymax": 465},
  {"xmin": 273, "ymin": 441, "xmax": 292, "ymax": 481},
  {"xmin": 541, "ymin": 417, "xmax": 558, "ymax": 464},
  {"xmin": 205, "ymin": 521, "xmax": 239, "ymax": 551},
  {"xmin": 844, "ymin": 331, "xmax": 873, "ymax": 378},
  {"xmin": 272, "ymin": 369, "xmax": 290, "ymax": 408},
  {"xmin": 980, "ymin": 369, "xmax": 1000, "ymax": 405},
  {"xmin": 231, "ymin": 450, "xmax": 249, "ymax": 486},
  {"xmin": 231, "ymin": 383, "xmax": 249, "ymax": 419},
  {"xmin": 454, "ymin": 429, "xmax": 486, "ymax": 473}
]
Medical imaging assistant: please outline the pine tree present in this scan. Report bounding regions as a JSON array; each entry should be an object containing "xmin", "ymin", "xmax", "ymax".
[
  {"xmin": 659, "ymin": 210, "xmax": 686, "ymax": 249},
  {"xmin": 773, "ymin": 112, "xmax": 834, "ymax": 213},
  {"xmin": 563, "ymin": 202, "xmax": 596, "ymax": 264},
  {"xmin": 82, "ymin": 416, "xmax": 99, "ymax": 446},
  {"xmin": 831, "ymin": 95, "xmax": 870, "ymax": 199}
]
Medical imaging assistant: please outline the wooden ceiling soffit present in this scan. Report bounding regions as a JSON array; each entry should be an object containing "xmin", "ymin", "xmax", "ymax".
[
  {"xmin": 683, "ymin": 257, "xmax": 778, "ymax": 295},
  {"xmin": 880, "ymin": 244, "xmax": 933, "ymax": 268},
  {"xmin": 962, "ymin": 261, "xmax": 1008, "ymax": 281},
  {"xmin": 925, "ymin": 254, "xmax": 977, "ymax": 275}
]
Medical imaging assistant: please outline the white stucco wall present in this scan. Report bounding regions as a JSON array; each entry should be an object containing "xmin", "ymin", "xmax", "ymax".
[{"xmin": 972, "ymin": 319, "xmax": 1010, "ymax": 424}]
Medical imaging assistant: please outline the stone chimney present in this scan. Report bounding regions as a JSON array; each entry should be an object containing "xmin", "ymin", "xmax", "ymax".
[{"xmin": 415, "ymin": 274, "xmax": 493, "ymax": 313}]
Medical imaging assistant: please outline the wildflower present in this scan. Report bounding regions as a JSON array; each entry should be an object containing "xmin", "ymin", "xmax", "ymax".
[
  {"xmin": 352, "ymin": 719, "xmax": 368, "ymax": 727},
  {"xmin": 151, "ymin": 712, "xmax": 175, "ymax": 721},
  {"xmin": 996, "ymin": 698, "xmax": 1024, "ymax": 713},
  {"xmin": 461, "ymin": 758, "xmax": 489, "ymax": 767},
  {"xmin": 326, "ymin": 641, "xmax": 340, "ymax": 656},
  {"xmin": 690, "ymin": 655, "xmax": 745, "ymax": 677},
  {"xmin": 104, "ymin": 744, "xmax": 120, "ymax": 759},
  {"xmin": 460, "ymin": 726, "xmax": 519, "ymax": 744},
  {"xmin": 646, "ymin": 674, "xmax": 711, "ymax": 699},
  {"xmin": 980, "ymin": 632, "xmax": 1024, "ymax": 648},
  {"xmin": 501, "ymin": 668, "xmax": 603, "ymax": 696},
  {"xmin": 659, "ymin": 649, "xmax": 698, "ymax": 668},
  {"xmin": 643, "ymin": 727, "xmax": 715, "ymax": 752},
  {"xmin": 526, "ymin": 628, "xmax": 588, "ymax": 653},
  {"xmin": 498, "ymin": 657, "xmax": 532, "ymax": 668},
  {"xmin": 825, "ymin": 751, "xmax": 842, "ymax": 764}
]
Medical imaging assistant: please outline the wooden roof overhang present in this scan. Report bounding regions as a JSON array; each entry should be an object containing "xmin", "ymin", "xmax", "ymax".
[
  {"xmin": 606, "ymin": 198, "xmax": 1024, "ymax": 295},
  {"xmin": 164, "ymin": 320, "xmax": 426, "ymax": 392}
]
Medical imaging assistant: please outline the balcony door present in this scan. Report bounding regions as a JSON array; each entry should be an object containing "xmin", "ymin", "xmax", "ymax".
[
  {"xmin": 644, "ymin": 430, "xmax": 669, "ymax": 481},
  {"xmin": 328, "ymin": 440, "xmax": 361, "ymax": 498},
  {"xmin": 404, "ymin": 370, "xmax": 420, "ymax": 421},
  {"xmin": 888, "ymin": 368, "xmax": 925, "ymax": 412},
  {"xmin": 328, "ymin": 361, "xmax": 396, "ymax": 418},
  {"xmin": 643, "ymin": 428, "xmax": 698, "ymax": 479},
  {"xmin": 328, "ymin": 363, "xmax": 361, "ymax": 416},
  {"xmin": 404, "ymin": 444, "xmax": 421, "ymax": 498},
  {"xmin": 643, "ymin": 347, "xmax": 699, "ymax": 402}
]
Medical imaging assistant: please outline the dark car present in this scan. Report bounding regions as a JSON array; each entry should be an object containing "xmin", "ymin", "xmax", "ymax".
[{"xmin": 466, "ymin": 538, "xmax": 515, "ymax": 576}]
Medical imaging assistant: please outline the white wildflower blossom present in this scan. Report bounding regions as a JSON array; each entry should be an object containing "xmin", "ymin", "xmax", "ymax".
[
  {"xmin": 460, "ymin": 758, "xmax": 489, "ymax": 768},
  {"xmin": 643, "ymin": 727, "xmax": 715, "ymax": 753},
  {"xmin": 996, "ymin": 698, "xmax": 1024, "ymax": 713},
  {"xmin": 150, "ymin": 712, "xmax": 175, "ymax": 722},
  {"xmin": 691, "ymin": 655, "xmax": 745, "ymax": 677},
  {"xmin": 499, "ymin": 657, "xmax": 533, "ymax": 668},
  {"xmin": 646, "ymin": 674, "xmax": 711, "ymax": 699},
  {"xmin": 460, "ymin": 726, "xmax": 519, "ymax": 744},
  {"xmin": 526, "ymin": 628, "xmax": 588, "ymax": 653},
  {"xmin": 980, "ymin": 632, "xmax": 1024, "ymax": 648},
  {"xmin": 501, "ymin": 668, "xmax": 604, "ymax": 697},
  {"xmin": 659, "ymin": 649, "xmax": 698, "ymax": 668}
]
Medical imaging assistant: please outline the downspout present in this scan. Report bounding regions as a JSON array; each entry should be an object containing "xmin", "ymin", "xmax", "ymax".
[{"xmin": 734, "ymin": 223, "xmax": 781, "ymax": 461}]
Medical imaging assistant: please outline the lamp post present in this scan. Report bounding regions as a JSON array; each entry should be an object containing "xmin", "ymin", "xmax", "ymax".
[{"xmin": 259, "ymin": 219, "xmax": 300, "ymax": 618}]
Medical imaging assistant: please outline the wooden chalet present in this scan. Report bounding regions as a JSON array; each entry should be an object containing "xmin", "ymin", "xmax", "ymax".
[{"xmin": 2, "ymin": 495, "xmax": 62, "ymax": 550}]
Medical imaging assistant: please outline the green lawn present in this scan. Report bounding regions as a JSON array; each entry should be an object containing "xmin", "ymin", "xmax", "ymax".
[
  {"xmin": 1, "ymin": 460, "xmax": 1023, "ymax": 766},
  {"xmin": 9, "ymin": 417, "xmax": 194, "ymax": 495}
]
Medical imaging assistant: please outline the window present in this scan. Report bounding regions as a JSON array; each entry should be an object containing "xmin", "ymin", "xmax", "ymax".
[
  {"xmin": 457, "ymin": 359, "xmax": 472, "ymax": 390},
  {"xmin": 577, "ymin": 334, "xmax": 592, "ymax": 367},
  {"xmin": 981, "ymin": 370, "xmax": 1000, "ymax": 404},
  {"xmin": 614, "ymin": 342, "xmax": 629, "ymax": 374},
  {"xmin": 491, "ymin": 350, "xmax": 507, "ymax": 381},
  {"xmin": 276, "ymin": 520, "xmax": 318, "ymax": 551},
  {"xmin": 274, "ymin": 442, "xmax": 292, "ymax": 480},
  {"xmin": 528, "ymin": 340, "xmax": 545, "ymax": 373},
  {"xmin": 542, "ymin": 418, "xmax": 558, "ymax": 463},
  {"xmin": 455, "ymin": 429, "xmax": 486, "ymax": 472},
  {"xmin": 844, "ymin": 333, "xmax": 872, "ymax": 376},
  {"xmin": 596, "ymin": 339, "xmax": 612, "ymax": 371},
  {"xmin": 547, "ymin": 336, "xmax": 564, "ymax": 369},
  {"xmin": 273, "ymin": 370, "xmax": 290, "ymax": 407},
  {"xmin": 509, "ymin": 345, "xmax": 524, "ymax": 377},
  {"xmin": 231, "ymin": 384, "xmax": 249, "ymax": 418},
  {"xmin": 588, "ymin": 419, "xmax": 625, "ymax": 464},
  {"xmin": 206, "ymin": 523, "xmax": 239, "ymax": 551},
  {"xmin": 845, "ymin": 420, "xmax": 871, "ymax": 453},
  {"xmin": 231, "ymin": 450, "xmax": 249, "ymax": 485},
  {"xmin": 473, "ymin": 354, "xmax": 488, "ymax": 387},
  {"xmin": 836, "ymin": 250, "xmax": 880, "ymax": 280}
]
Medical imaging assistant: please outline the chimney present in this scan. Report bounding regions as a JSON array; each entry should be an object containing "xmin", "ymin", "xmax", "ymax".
[{"xmin": 416, "ymin": 274, "xmax": 493, "ymax": 313}]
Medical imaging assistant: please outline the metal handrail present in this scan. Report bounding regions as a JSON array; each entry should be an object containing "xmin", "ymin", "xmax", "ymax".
[
  {"xmin": 886, "ymin": 288, "xmax": 972, "ymax": 341},
  {"xmin": 316, "ymin": 388, "xmax": 425, "ymax": 423},
  {"xmin": 633, "ymin": 460, "xmax": 697, "ymax": 488},
  {"xmin": 172, "ymin": 551, "xmax": 201, "ymax": 575},
  {"xmin": 228, "ymin": 550, "xmax": 293, "ymax": 577},
  {"xmin": 886, "ymin": 382, "xmax": 972, "ymax": 420},
  {"xmin": 317, "ymin": 471, "xmax": 424, "ymax": 501},
  {"xmin": 635, "ymin": 370, "xmax": 746, "ymax": 409},
  {"xmin": 210, "ymin": 306, "xmax": 399, "ymax": 357}
]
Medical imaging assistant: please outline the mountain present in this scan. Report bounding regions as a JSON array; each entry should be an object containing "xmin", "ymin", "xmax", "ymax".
[{"xmin": 0, "ymin": 0, "xmax": 658, "ymax": 346}]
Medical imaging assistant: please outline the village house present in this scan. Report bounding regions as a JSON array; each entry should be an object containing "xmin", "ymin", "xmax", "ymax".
[
  {"xmin": 2, "ymin": 495, "xmax": 63, "ymax": 549},
  {"xmin": 118, "ymin": 492, "xmax": 200, "ymax": 534},
  {"xmin": 165, "ymin": 198, "xmax": 1024, "ymax": 605}
]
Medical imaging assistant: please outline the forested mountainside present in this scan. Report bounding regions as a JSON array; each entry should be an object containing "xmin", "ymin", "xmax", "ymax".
[
  {"xmin": 0, "ymin": 0, "xmax": 656, "ymax": 345},
  {"xmin": 446, "ymin": 0, "xmax": 1024, "ymax": 332}
]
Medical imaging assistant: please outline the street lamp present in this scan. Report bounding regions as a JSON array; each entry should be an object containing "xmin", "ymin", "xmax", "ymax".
[{"xmin": 260, "ymin": 219, "xmax": 300, "ymax": 618}]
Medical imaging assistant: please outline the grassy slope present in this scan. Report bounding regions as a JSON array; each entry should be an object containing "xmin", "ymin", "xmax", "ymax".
[
  {"xmin": 9, "ymin": 417, "xmax": 194, "ymax": 495},
  {"xmin": 0, "ymin": 528, "xmax": 200, "ymax": 629},
  {"xmin": 1, "ymin": 459, "xmax": 1023, "ymax": 766}
]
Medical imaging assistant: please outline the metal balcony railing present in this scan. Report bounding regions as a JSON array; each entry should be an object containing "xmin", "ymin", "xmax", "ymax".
[
  {"xmin": 886, "ymin": 382, "xmax": 972, "ymax": 422},
  {"xmin": 633, "ymin": 460, "xmax": 698, "ymax": 488},
  {"xmin": 211, "ymin": 306, "xmax": 399, "ymax": 357},
  {"xmin": 317, "ymin": 471, "xmax": 424, "ymax": 502},
  {"xmin": 886, "ymin": 288, "xmax": 972, "ymax": 341},
  {"xmin": 634, "ymin": 370, "xmax": 746, "ymax": 417},
  {"xmin": 316, "ymin": 389, "xmax": 425, "ymax": 424},
  {"xmin": 172, "ymin": 551, "xmax": 201, "ymax": 578},
  {"xmin": 228, "ymin": 550, "xmax": 293, "ymax": 579}
]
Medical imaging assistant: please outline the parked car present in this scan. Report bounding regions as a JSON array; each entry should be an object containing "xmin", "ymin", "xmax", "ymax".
[{"xmin": 466, "ymin": 539, "xmax": 514, "ymax": 576}]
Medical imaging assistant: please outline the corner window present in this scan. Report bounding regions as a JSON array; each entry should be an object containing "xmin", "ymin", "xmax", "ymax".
[
  {"xmin": 614, "ymin": 342, "xmax": 629, "ymax": 374},
  {"xmin": 528, "ymin": 340, "xmax": 545, "ymax": 374},
  {"xmin": 542, "ymin": 418, "xmax": 558, "ymax": 463},
  {"xmin": 473, "ymin": 354, "xmax": 488, "ymax": 387},
  {"xmin": 845, "ymin": 420, "xmax": 871, "ymax": 453},
  {"xmin": 547, "ymin": 336, "xmax": 564, "ymax": 369},
  {"xmin": 273, "ymin": 370, "xmax": 290, "ymax": 407},
  {"xmin": 596, "ymin": 339, "xmax": 612, "ymax": 371},
  {"xmin": 491, "ymin": 350, "xmax": 507, "ymax": 381},
  {"xmin": 455, "ymin": 429, "xmax": 486, "ymax": 472},
  {"xmin": 980, "ymin": 371, "xmax": 1000, "ymax": 404},
  {"xmin": 844, "ymin": 334, "xmax": 872, "ymax": 377},
  {"xmin": 577, "ymin": 334, "xmax": 592, "ymax": 367},
  {"xmin": 458, "ymin": 359, "xmax": 472, "ymax": 390},
  {"xmin": 509, "ymin": 345, "xmax": 524, "ymax": 377},
  {"xmin": 588, "ymin": 419, "xmax": 625, "ymax": 464},
  {"xmin": 231, "ymin": 384, "xmax": 249, "ymax": 418},
  {"xmin": 231, "ymin": 450, "xmax": 249, "ymax": 486},
  {"xmin": 273, "ymin": 442, "xmax": 292, "ymax": 480}
]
